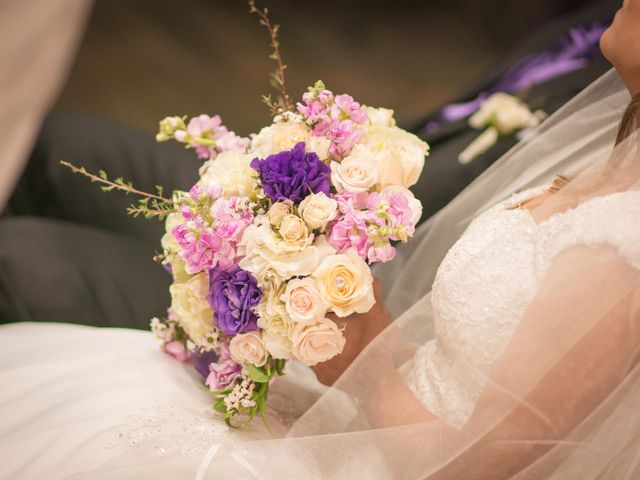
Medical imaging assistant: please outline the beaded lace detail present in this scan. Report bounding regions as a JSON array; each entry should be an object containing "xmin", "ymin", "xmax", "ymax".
[
  {"xmin": 107, "ymin": 405, "xmax": 237, "ymax": 457},
  {"xmin": 403, "ymin": 188, "xmax": 640, "ymax": 429}
]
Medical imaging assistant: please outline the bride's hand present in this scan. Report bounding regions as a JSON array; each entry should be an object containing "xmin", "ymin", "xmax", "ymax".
[{"xmin": 311, "ymin": 279, "xmax": 392, "ymax": 386}]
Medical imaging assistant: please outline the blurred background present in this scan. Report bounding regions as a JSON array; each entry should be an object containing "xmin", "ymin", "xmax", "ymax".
[{"xmin": 54, "ymin": 0, "xmax": 595, "ymax": 137}]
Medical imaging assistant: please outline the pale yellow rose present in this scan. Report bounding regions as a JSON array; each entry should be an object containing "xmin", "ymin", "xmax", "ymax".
[
  {"xmin": 278, "ymin": 214, "xmax": 310, "ymax": 250},
  {"xmin": 312, "ymin": 248, "xmax": 375, "ymax": 317},
  {"xmin": 281, "ymin": 277, "xmax": 328, "ymax": 325},
  {"xmin": 161, "ymin": 212, "xmax": 183, "ymax": 254},
  {"xmin": 292, "ymin": 318, "xmax": 346, "ymax": 366},
  {"xmin": 229, "ymin": 332, "xmax": 268, "ymax": 367},
  {"xmin": 331, "ymin": 145, "xmax": 379, "ymax": 193},
  {"xmin": 298, "ymin": 192, "xmax": 338, "ymax": 231},
  {"xmin": 169, "ymin": 272, "xmax": 214, "ymax": 346}
]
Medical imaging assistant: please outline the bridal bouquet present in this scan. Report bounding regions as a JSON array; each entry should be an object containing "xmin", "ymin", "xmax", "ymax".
[{"xmin": 63, "ymin": 2, "xmax": 428, "ymax": 427}]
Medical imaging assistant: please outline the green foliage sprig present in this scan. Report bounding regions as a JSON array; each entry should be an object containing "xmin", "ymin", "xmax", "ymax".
[{"xmin": 60, "ymin": 161, "xmax": 177, "ymax": 220}]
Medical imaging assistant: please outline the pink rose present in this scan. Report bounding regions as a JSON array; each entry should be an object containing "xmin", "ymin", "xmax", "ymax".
[{"xmin": 205, "ymin": 358, "xmax": 242, "ymax": 391}]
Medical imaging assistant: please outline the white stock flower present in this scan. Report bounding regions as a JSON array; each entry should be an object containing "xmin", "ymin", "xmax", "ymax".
[
  {"xmin": 281, "ymin": 277, "xmax": 328, "ymax": 325},
  {"xmin": 292, "ymin": 318, "xmax": 346, "ymax": 366},
  {"xmin": 331, "ymin": 145, "xmax": 379, "ymax": 193},
  {"xmin": 250, "ymin": 120, "xmax": 312, "ymax": 158},
  {"xmin": 169, "ymin": 272, "xmax": 214, "ymax": 345},
  {"xmin": 364, "ymin": 106, "xmax": 396, "ymax": 127},
  {"xmin": 238, "ymin": 220, "xmax": 336, "ymax": 280},
  {"xmin": 365, "ymin": 125, "xmax": 428, "ymax": 189},
  {"xmin": 312, "ymin": 248, "xmax": 375, "ymax": 317},
  {"xmin": 298, "ymin": 192, "xmax": 338, "ymax": 231},
  {"xmin": 161, "ymin": 212, "xmax": 183, "ymax": 254},
  {"xmin": 198, "ymin": 150, "xmax": 257, "ymax": 198},
  {"xmin": 229, "ymin": 332, "xmax": 268, "ymax": 367}
]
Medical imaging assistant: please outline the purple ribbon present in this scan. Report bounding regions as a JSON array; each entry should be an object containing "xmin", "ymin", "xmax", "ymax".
[{"xmin": 423, "ymin": 20, "xmax": 609, "ymax": 135}]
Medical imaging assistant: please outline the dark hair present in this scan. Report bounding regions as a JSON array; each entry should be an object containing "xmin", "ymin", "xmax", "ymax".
[{"xmin": 615, "ymin": 93, "xmax": 640, "ymax": 145}]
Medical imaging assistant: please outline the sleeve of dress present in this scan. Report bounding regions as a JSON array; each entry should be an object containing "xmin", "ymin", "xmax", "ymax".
[{"xmin": 0, "ymin": 0, "xmax": 92, "ymax": 209}]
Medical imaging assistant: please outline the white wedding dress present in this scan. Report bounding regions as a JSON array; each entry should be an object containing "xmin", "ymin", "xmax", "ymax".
[{"xmin": 2, "ymin": 182, "xmax": 639, "ymax": 479}]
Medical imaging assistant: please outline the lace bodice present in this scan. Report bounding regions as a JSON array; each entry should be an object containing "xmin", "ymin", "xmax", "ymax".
[{"xmin": 402, "ymin": 188, "xmax": 640, "ymax": 429}]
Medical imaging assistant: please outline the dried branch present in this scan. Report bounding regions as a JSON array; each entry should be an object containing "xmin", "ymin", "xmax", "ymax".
[{"xmin": 249, "ymin": 0, "xmax": 294, "ymax": 112}]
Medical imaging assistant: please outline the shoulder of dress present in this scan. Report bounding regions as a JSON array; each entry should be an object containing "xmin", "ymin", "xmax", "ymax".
[{"xmin": 541, "ymin": 191, "xmax": 640, "ymax": 270}]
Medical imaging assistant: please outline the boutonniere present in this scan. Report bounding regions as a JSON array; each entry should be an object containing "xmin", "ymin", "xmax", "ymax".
[{"xmin": 459, "ymin": 93, "xmax": 547, "ymax": 164}]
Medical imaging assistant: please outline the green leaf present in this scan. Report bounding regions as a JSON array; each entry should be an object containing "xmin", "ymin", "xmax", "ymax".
[
  {"xmin": 275, "ymin": 358, "xmax": 287, "ymax": 376},
  {"xmin": 214, "ymin": 401, "xmax": 228, "ymax": 414},
  {"xmin": 247, "ymin": 364, "xmax": 269, "ymax": 383}
]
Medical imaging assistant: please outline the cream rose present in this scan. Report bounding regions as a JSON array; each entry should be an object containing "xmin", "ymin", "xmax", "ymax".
[
  {"xmin": 169, "ymin": 272, "xmax": 214, "ymax": 346},
  {"xmin": 312, "ymin": 248, "xmax": 375, "ymax": 317},
  {"xmin": 251, "ymin": 121, "xmax": 311, "ymax": 158},
  {"xmin": 306, "ymin": 135, "xmax": 331, "ymax": 161},
  {"xmin": 262, "ymin": 329, "xmax": 293, "ymax": 360},
  {"xmin": 331, "ymin": 145, "xmax": 379, "ymax": 193},
  {"xmin": 366, "ymin": 125, "xmax": 428, "ymax": 189},
  {"xmin": 268, "ymin": 201, "xmax": 293, "ymax": 227},
  {"xmin": 229, "ymin": 332, "xmax": 268, "ymax": 367},
  {"xmin": 278, "ymin": 215, "xmax": 310, "ymax": 249},
  {"xmin": 198, "ymin": 151, "xmax": 257, "ymax": 198},
  {"xmin": 298, "ymin": 192, "xmax": 338, "ymax": 231},
  {"xmin": 292, "ymin": 318, "xmax": 346, "ymax": 366},
  {"xmin": 281, "ymin": 277, "xmax": 327, "ymax": 325}
]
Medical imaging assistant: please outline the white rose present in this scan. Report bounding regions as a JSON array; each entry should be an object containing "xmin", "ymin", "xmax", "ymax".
[
  {"xmin": 229, "ymin": 332, "xmax": 268, "ymax": 367},
  {"xmin": 278, "ymin": 215, "xmax": 311, "ymax": 250},
  {"xmin": 292, "ymin": 318, "xmax": 346, "ymax": 366},
  {"xmin": 469, "ymin": 93, "xmax": 540, "ymax": 135},
  {"xmin": 331, "ymin": 145, "xmax": 379, "ymax": 193},
  {"xmin": 268, "ymin": 201, "xmax": 293, "ymax": 227},
  {"xmin": 262, "ymin": 329, "xmax": 292, "ymax": 360},
  {"xmin": 365, "ymin": 125, "xmax": 428, "ymax": 189},
  {"xmin": 365, "ymin": 106, "xmax": 396, "ymax": 127},
  {"xmin": 281, "ymin": 277, "xmax": 328, "ymax": 325},
  {"xmin": 250, "ymin": 121, "xmax": 311, "ymax": 158},
  {"xmin": 238, "ymin": 221, "xmax": 336, "ymax": 280},
  {"xmin": 312, "ymin": 248, "xmax": 375, "ymax": 317},
  {"xmin": 298, "ymin": 192, "xmax": 338, "ymax": 231},
  {"xmin": 198, "ymin": 151, "xmax": 257, "ymax": 198},
  {"xmin": 169, "ymin": 272, "xmax": 214, "ymax": 345}
]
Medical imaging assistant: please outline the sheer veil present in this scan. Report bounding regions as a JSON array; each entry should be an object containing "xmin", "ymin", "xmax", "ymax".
[{"xmin": 67, "ymin": 70, "xmax": 640, "ymax": 479}]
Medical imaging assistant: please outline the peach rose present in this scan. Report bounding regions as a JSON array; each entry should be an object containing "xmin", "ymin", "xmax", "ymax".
[{"xmin": 292, "ymin": 318, "xmax": 346, "ymax": 366}]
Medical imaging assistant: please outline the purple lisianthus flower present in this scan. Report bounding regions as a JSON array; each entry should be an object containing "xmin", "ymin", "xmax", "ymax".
[
  {"xmin": 208, "ymin": 265, "xmax": 262, "ymax": 336},
  {"xmin": 193, "ymin": 349, "xmax": 219, "ymax": 378},
  {"xmin": 250, "ymin": 142, "xmax": 330, "ymax": 203}
]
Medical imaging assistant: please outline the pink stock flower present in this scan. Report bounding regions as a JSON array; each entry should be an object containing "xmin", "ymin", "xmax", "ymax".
[
  {"xmin": 164, "ymin": 341, "xmax": 191, "ymax": 362},
  {"xmin": 367, "ymin": 243, "xmax": 397, "ymax": 263},
  {"xmin": 297, "ymin": 86, "xmax": 368, "ymax": 159},
  {"xmin": 180, "ymin": 114, "xmax": 249, "ymax": 160},
  {"xmin": 205, "ymin": 341, "xmax": 242, "ymax": 391},
  {"xmin": 210, "ymin": 197, "xmax": 253, "ymax": 242},
  {"xmin": 205, "ymin": 358, "xmax": 242, "ymax": 391},
  {"xmin": 328, "ymin": 211, "xmax": 371, "ymax": 257}
]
